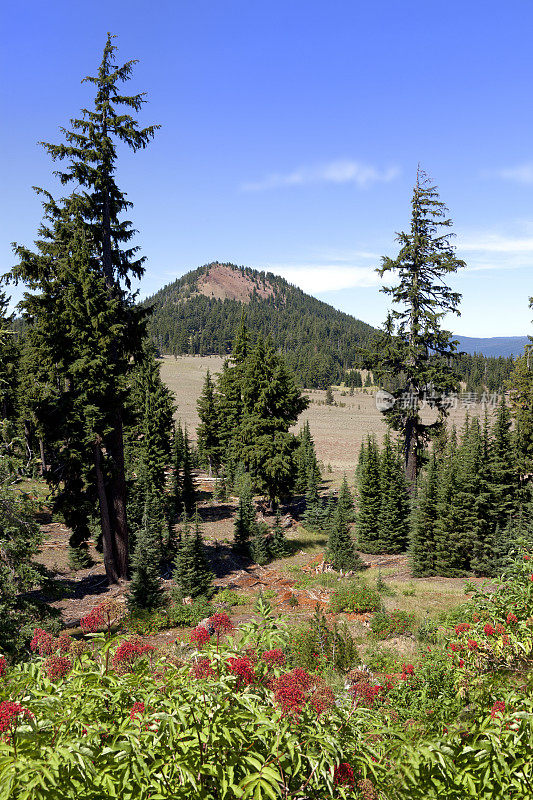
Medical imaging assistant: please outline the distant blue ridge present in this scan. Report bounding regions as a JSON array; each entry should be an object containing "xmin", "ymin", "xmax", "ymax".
[{"xmin": 453, "ymin": 336, "xmax": 530, "ymax": 358}]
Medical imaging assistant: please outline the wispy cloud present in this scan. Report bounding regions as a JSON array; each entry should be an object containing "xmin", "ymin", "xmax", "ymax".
[
  {"xmin": 486, "ymin": 162, "xmax": 533, "ymax": 184},
  {"xmin": 241, "ymin": 160, "xmax": 400, "ymax": 192},
  {"xmin": 260, "ymin": 264, "xmax": 381, "ymax": 293},
  {"xmin": 456, "ymin": 229, "xmax": 533, "ymax": 272}
]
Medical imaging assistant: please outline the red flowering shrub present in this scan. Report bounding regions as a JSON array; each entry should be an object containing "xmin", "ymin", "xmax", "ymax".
[
  {"xmin": 490, "ymin": 701, "xmax": 505, "ymax": 719},
  {"xmin": 56, "ymin": 633, "xmax": 73, "ymax": 654},
  {"xmin": 333, "ymin": 762, "xmax": 355, "ymax": 786},
  {"xmin": 44, "ymin": 655, "xmax": 72, "ymax": 681},
  {"xmin": 208, "ymin": 613, "xmax": 234, "ymax": 636},
  {"xmin": 467, "ymin": 639, "xmax": 479, "ymax": 650},
  {"xmin": 506, "ymin": 613, "xmax": 518, "ymax": 625},
  {"xmin": 227, "ymin": 657, "xmax": 256, "ymax": 688},
  {"xmin": 483, "ymin": 623, "xmax": 496, "ymax": 636},
  {"xmin": 273, "ymin": 668, "xmax": 313, "ymax": 718},
  {"xmin": 111, "ymin": 638, "xmax": 151, "ymax": 673},
  {"xmin": 0, "ymin": 702, "xmax": 29, "ymax": 733},
  {"xmin": 191, "ymin": 658, "xmax": 215, "ymax": 680},
  {"xmin": 80, "ymin": 606, "xmax": 105, "ymax": 633},
  {"xmin": 129, "ymin": 702, "xmax": 145, "ymax": 720},
  {"xmin": 0, "ymin": 657, "xmax": 6, "ymax": 678},
  {"xmin": 455, "ymin": 623, "xmax": 471, "ymax": 635},
  {"xmin": 189, "ymin": 626, "xmax": 210, "ymax": 648},
  {"xmin": 261, "ymin": 649, "xmax": 286, "ymax": 667},
  {"xmin": 30, "ymin": 629, "xmax": 55, "ymax": 655},
  {"xmin": 401, "ymin": 663, "xmax": 415, "ymax": 679},
  {"xmin": 309, "ymin": 681, "xmax": 335, "ymax": 716}
]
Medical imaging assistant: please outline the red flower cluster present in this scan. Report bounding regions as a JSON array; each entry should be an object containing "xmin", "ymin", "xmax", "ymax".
[
  {"xmin": 261, "ymin": 649, "xmax": 285, "ymax": 667},
  {"xmin": 401, "ymin": 663, "xmax": 415, "ymax": 679},
  {"xmin": 483, "ymin": 623, "xmax": 496, "ymax": 636},
  {"xmin": 0, "ymin": 657, "xmax": 6, "ymax": 678},
  {"xmin": 208, "ymin": 613, "xmax": 234, "ymax": 635},
  {"xmin": 333, "ymin": 762, "xmax": 355, "ymax": 787},
  {"xmin": 80, "ymin": 606, "xmax": 105, "ymax": 633},
  {"xmin": 44, "ymin": 655, "xmax": 72, "ymax": 681},
  {"xmin": 0, "ymin": 701, "xmax": 29, "ymax": 733},
  {"xmin": 112, "ymin": 638, "xmax": 152, "ymax": 673},
  {"xmin": 189, "ymin": 626, "xmax": 210, "ymax": 648},
  {"xmin": 227, "ymin": 657, "xmax": 256, "ymax": 688},
  {"xmin": 506, "ymin": 613, "xmax": 518, "ymax": 625},
  {"xmin": 309, "ymin": 683, "xmax": 335, "ymax": 716},
  {"xmin": 449, "ymin": 643, "xmax": 461, "ymax": 652},
  {"xmin": 455, "ymin": 623, "xmax": 471, "ymax": 635},
  {"xmin": 129, "ymin": 702, "xmax": 145, "ymax": 720},
  {"xmin": 490, "ymin": 701, "xmax": 505, "ymax": 719},
  {"xmin": 351, "ymin": 681, "xmax": 382, "ymax": 706},
  {"xmin": 495, "ymin": 623, "xmax": 506, "ymax": 635},
  {"xmin": 273, "ymin": 669, "xmax": 311, "ymax": 718},
  {"xmin": 191, "ymin": 658, "xmax": 215, "ymax": 680},
  {"xmin": 56, "ymin": 632, "xmax": 73, "ymax": 654},
  {"xmin": 467, "ymin": 639, "xmax": 479, "ymax": 650},
  {"xmin": 30, "ymin": 629, "xmax": 55, "ymax": 655}
]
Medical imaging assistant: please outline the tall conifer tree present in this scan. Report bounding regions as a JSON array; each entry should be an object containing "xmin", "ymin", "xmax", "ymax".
[{"xmin": 355, "ymin": 436, "xmax": 381, "ymax": 552}]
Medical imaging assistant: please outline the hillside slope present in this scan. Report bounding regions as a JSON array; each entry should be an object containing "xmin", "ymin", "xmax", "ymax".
[
  {"xmin": 454, "ymin": 335, "xmax": 529, "ymax": 358},
  {"xmin": 144, "ymin": 262, "xmax": 376, "ymax": 388}
]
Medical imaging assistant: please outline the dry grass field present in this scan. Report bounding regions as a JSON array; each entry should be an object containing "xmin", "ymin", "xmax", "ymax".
[{"xmin": 159, "ymin": 355, "xmax": 490, "ymax": 483}]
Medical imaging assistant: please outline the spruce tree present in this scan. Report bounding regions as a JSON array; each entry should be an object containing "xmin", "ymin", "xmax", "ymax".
[
  {"xmin": 301, "ymin": 469, "xmax": 322, "ymax": 531},
  {"xmin": 173, "ymin": 510, "xmax": 213, "ymax": 598},
  {"xmin": 181, "ymin": 426, "xmax": 196, "ymax": 514},
  {"xmin": 11, "ymin": 35, "xmax": 159, "ymax": 581},
  {"xmin": 490, "ymin": 397, "xmax": 518, "ymax": 531},
  {"xmin": 127, "ymin": 493, "xmax": 164, "ymax": 611},
  {"xmin": 368, "ymin": 167, "xmax": 465, "ymax": 487},
  {"xmin": 233, "ymin": 475, "xmax": 256, "ymax": 553},
  {"xmin": 376, "ymin": 435, "xmax": 410, "ymax": 554},
  {"xmin": 355, "ymin": 436, "xmax": 381, "ymax": 552},
  {"xmin": 250, "ymin": 521, "xmax": 270, "ymax": 565},
  {"xmin": 294, "ymin": 420, "xmax": 320, "ymax": 494},
  {"xmin": 434, "ymin": 430, "xmax": 469, "ymax": 576}
]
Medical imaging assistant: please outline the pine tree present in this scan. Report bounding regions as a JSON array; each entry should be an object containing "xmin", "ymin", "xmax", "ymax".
[
  {"xmin": 368, "ymin": 167, "xmax": 465, "ymax": 487},
  {"xmin": 269, "ymin": 510, "xmax": 290, "ymax": 558},
  {"xmin": 197, "ymin": 370, "xmax": 222, "ymax": 475},
  {"xmin": 127, "ymin": 493, "xmax": 164, "ymax": 611},
  {"xmin": 376, "ymin": 435, "xmax": 410, "ymax": 554},
  {"xmin": 173, "ymin": 510, "xmax": 213, "ymax": 598},
  {"xmin": 11, "ymin": 35, "xmax": 159, "ymax": 581},
  {"xmin": 326, "ymin": 501, "xmax": 363, "ymax": 572},
  {"xmin": 355, "ymin": 436, "xmax": 381, "ymax": 552},
  {"xmin": 410, "ymin": 451, "xmax": 440, "ymax": 576}
]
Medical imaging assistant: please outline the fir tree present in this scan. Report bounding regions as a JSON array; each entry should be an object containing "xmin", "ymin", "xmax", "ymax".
[
  {"xmin": 294, "ymin": 420, "xmax": 320, "ymax": 494},
  {"xmin": 490, "ymin": 397, "xmax": 518, "ymax": 531},
  {"xmin": 368, "ymin": 167, "xmax": 465, "ymax": 487},
  {"xmin": 197, "ymin": 370, "xmax": 222, "ymax": 475},
  {"xmin": 173, "ymin": 510, "xmax": 213, "ymax": 598},
  {"xmin": 181, "ymin": 425, "xmax": 196, "ymax": 514},
  {"xmin": 338, "ymin": 474, "xmax": 355, "ymax": 523},
  {"xmin": 127, "ymin": 493, "xmax": 164, "ymax": 611},
  {"xmin": 325, "ymin": 386, "xmax": 334, "ymax": 405},
  {"xmin": 301, "ymin": 469, "xmax": 322, "ymax": 532},
  {"xmin": 233, "ymin": 475, "xmax": 256, "ymax": 553},
  {"xmin": 269, "ymin": 510, "xmax": 290, "ymax": 558},
  {"xmin": 250, "ymin": 521, "xmax": 270, "ymax": 566},
  {"xmin": 326, "ymin": 501, "xmax": 363, "ymax": 572},
  {"xmin": 11, "ymin": 35, "xmax": 159, "ymax": 581},
  {"xmin": 376, "ymin": 435, "xmax": 410, "ymax": 554},
  {"xmin": 410, "ymin": 451, "xmax": 440, "ymax": 576},
  {"xmin": 434, "ymin": 430, "xmax": 469, "ymax": 576},
  {"xmin": 355, "ymin": 436, "xmax": 381, "ymax": 552}
]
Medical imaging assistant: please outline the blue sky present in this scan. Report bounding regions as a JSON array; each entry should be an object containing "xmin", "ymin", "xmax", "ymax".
[{"xmin": 2, "ymin": 0, "xmax": 533, "ymax": 336}]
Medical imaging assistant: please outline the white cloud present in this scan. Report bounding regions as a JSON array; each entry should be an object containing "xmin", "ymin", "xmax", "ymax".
[
  {"xmin": 491, "ymin": 162, "xmax": 533, "ymax": 184},
  {"xmin": 456, "ymin": 229, "xmax": 533, "ymax": 272},
  {"xmin": 261, "ymin": 264, "xmax": 381, "ymax": 293},
  {"xmin": 241, "ymin": 160, "xmax": 400, "ymax": 192}
]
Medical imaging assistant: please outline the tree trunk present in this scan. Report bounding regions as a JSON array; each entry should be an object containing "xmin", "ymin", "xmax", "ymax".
[
  {"xmin": 94, "ymin": 438, "xmax": 120, "ymax": 584},
  {"xmin": 404, "ymin": 415, "xmax": 418, "ymax": 491},
  {"xmin": 105, "ymin": 411, "xmax": 129, "ymax": 579},
  {"xmin": 39, "ymin": 437, "xmax": 46, "ymax": 476}
]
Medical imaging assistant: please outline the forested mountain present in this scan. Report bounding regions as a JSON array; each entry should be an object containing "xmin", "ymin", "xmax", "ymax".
[
  {"xmin": 144, "ymin": 262, "xmax": 517, "ymax": 392},
  {"xmin": 144, "ymin": 262, "xmax": 376, "ymax": 388}
]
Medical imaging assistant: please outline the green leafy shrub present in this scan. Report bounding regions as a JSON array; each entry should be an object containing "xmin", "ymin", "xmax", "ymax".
[
  {"xmin": 370, "ymin": 610, "xmax": 416, "ymax": 640},
  {"xmin": 167, "ymin": 596, "xmax": 214, "ymax": 628},
  {"xmin": 213, "ymin": 589, "xmax": 249, "ymax": 607},
  {"xmin": 122, "ymin": 609, "xmax": 170, "ymax": 636},
  {"xmin": 288, "ymin": 607, "xmax": 359, "ymax": 673},
  {"xmin": 329, "ymin": 581, "xmax": 382, "ymax": 614}
]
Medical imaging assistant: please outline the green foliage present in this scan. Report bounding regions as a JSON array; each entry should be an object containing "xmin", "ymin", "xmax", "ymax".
[
  {"xmin": 326, "ymin": 501, "xmax": 364, "ymax": 572},
  {"xmin": 122, "ymin": 609, "xmax": 170, "ymax": 636},
  {"xmin": 370, "ymin": 609, "xmax": 416, "ymax": 639},
  {"xmin": 167, "ymin": 596, "xmax": 214, "ymax": 627},
  {"xmin": 329, "ymin": 581, "xmax": 382, "ymax": 614},
  {"xmin": 250, "ymin": 521, "xmax": 270, "ymax": 566},
  {"xmin": 213, "ymin": 589, "xmax": 250, "ymax": 607},
  {"xmin": 355, "ymin": 435, "xmax": 381, "ymax": 552},
  {"xmin": 268, "ymin": 510, "xmax": 290, "ymax": 558},
  {"xmin": 289, "ymin": 607, "xmax": 359, "ymax": 673},
  {"xmin": 197, "ymin": 370, "xmax": 223, "ymax": 475},
  {"xmin": 376, "ymin": 434, "xmax": 410, "ymax": 553},
  {"xmin": 127, "ymin": 493, "xmax": 165, "ymax": 612},
  {"xmin": 173, "ymin": 511, "xmax": 213, "ymax": 599}
]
